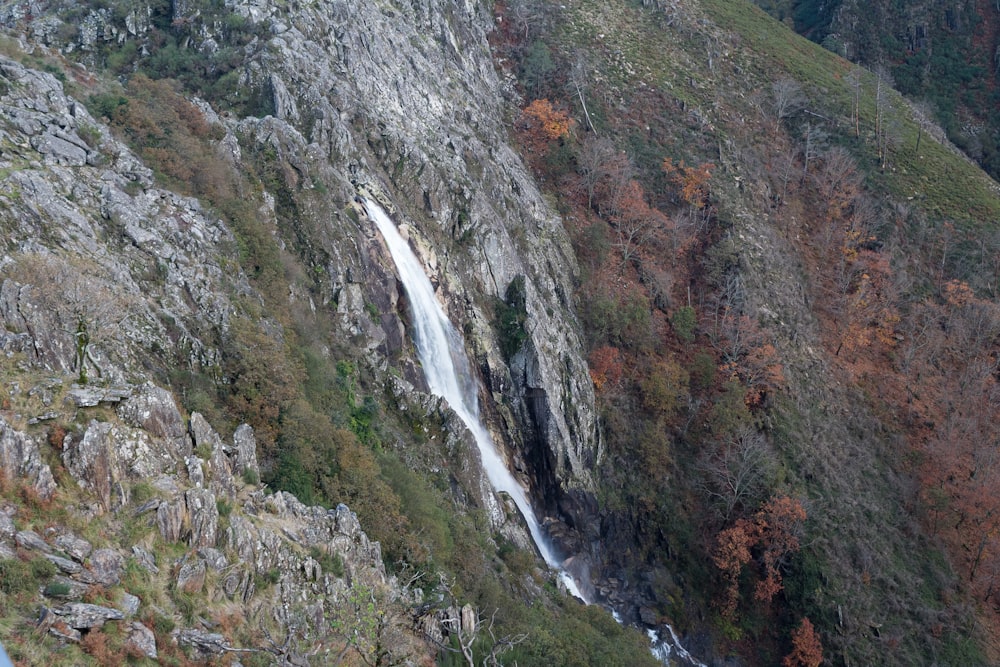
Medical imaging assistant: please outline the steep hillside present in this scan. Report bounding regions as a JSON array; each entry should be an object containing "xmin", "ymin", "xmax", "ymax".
[
  {"xmin": 496, "ymin": 0, "xmax": 1000, "ymax": 664},
  {"xmin": 1, "ymin": 0, "xmax": 1000, "ymax": 665},
  {"xmin": 753, "ymin": 0, "xmax": 1000, "ymax": 181}
]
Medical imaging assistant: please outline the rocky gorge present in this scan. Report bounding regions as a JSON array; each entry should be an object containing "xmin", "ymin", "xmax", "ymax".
[{"xmin": 0, "ymin": 0, "xmax": 652, "ymax": 662}]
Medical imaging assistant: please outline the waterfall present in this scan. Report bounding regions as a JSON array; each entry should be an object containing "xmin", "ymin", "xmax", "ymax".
[
  {"xmin": 365, "ymin": 198, "xmax": 706, "ymax": 666},
  {"xmin": 364, "ymin": 198, "xmax": 584, "ymax": 601}
]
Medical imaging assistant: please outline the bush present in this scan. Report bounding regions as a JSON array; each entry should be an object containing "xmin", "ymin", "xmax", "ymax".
[
  {"xmin": 496, "ymin": 276, "xmax": 529, "ymax": 359},
  {"xmin": 672, "ymin": 305, "xmax": 697, "ymax": 343}
]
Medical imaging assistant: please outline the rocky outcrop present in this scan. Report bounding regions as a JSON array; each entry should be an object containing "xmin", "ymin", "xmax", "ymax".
[
  {"xmin": 0, "ymin": 417, "xmax": 56, "ymax": 498},
  {"xmin": 0, "ymin": 54, "xmax": 246, "ymax": 385},
  {"xmin": 0, "ymin": 382, "xmax": 409, "ymax": 660}
]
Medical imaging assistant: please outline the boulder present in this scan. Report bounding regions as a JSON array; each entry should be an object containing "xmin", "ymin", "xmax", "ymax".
[
  {"xmin": 127, "ymin": 621, "xmax": 157, "ymax": 659},
  {"xmin": 54, "ymin": 533, "xmax": 93, "ymax": 562},
  {"xmin": 63, "ymin": 419, "xmax": 178, "ymax": 510},
  {"xmin": 156, "ymin": 497, "xmax": 187, "ymax": 543},
  {"xmin": 15, "ymin": 529, "xmax": 52, "ymax": 553},
  {"xmin": 44, "ymin": 553, "xmax": 82, "ymax": 575},
  {"xmin": 177, "ymin": 628, "xmax": 228, "ymax": 656},
  {"xmin": 87, "ymin": 548, "xmax": 124, "ymax": 587},
  {"xmin": 64, "ymin": 385, "xmax": 132, "ymax": 407},
  {"xmin": 53, "ymin": 602, "xmax": 124, "ymax": 629},
  {"xmin": 232, "ymin": 424, "xmax": 259, "ymax": 482},
  {"xmin": 176, "ymin": 554, "xmax": 206, "ymax": 593},
  {"xmin": 0, "ymin": 512, "xmax": 15, "ymax": 541},
  {"xmin": 117, "ymin": 383, "xmax": 188, "ymax": 455},
  {"xmin": 198, "ymin": 547, "xmax": 227, "ymax": 572},
  {"xmin": 119, "ymin": 591, "xmax": 141, "ymax": 617},
  {"xmin": 186, "ymin": 488, "xmax": 218, "ymax": 548},
  {"xmin": 131, "ymin": 545, "xmax": 159, "ymax": 574},
  {"xmin": 43, "ymin": 575, "xmax": 90, "ymax": 600},
  {"xmin": 0, "ymin": 417, "xmax": 57, "ymax": 499}
]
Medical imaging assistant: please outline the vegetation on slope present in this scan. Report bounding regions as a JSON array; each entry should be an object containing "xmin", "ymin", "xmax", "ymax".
[
  {"xmin": 0, "ymin": 13, "xmax": 661, "ymax": 667},
  {"xmin": 496, "ymin": 0, "xmax": 1000, "ymax": 664}
]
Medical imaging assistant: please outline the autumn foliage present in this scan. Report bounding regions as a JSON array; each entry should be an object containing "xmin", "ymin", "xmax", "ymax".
[
  {"xmin": 783, "ymin": 617, "xmax": 824, "ymax": 667},
  {"xmin": 662, "ymin": 157, "xmax": 715, "ymax": 209},
  {"xmin": 518, "ymin": 98, "xmax": 574, "ymax": 154},
  {"xmin": 713, "ymin": 495, "xmax": 807, "ymax": 617}
]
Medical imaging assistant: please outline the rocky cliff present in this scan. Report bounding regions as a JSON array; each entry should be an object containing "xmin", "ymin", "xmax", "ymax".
[
  {"xmin": 1, "ymin": 0, "xmax": 602, "ymax": 553},
  {"xmin": 0, "ymin": 0, "xmax": 626, "ymax": 662}
]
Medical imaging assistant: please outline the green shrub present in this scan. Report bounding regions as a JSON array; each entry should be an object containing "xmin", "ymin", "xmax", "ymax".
[
  {"xmin": 309, "ymin": 546, "xmax": 344, "ymax": 578},
  {"xmin": 43, "ymin": 581, "xmax": 72, "ymax": 598},
  {"xmin": 0, "ymin": 559, "xmax": 32, "ymax": 594},
  {"xmin": 241, "ymin": 467, "xmax": 260, "ymax": 486},
  {"xmin": 671, "ymin": 305, "xmax": 697, "ymax": 343},
  {"xmin": 496, "ymin": 275, "xmax": 529, "ymax": 359}
]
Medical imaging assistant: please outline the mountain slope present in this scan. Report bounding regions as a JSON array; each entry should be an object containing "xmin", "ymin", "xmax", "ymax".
[{"xmin": 1, "ymin": 0, "xmax": 999, "ymax": 665}]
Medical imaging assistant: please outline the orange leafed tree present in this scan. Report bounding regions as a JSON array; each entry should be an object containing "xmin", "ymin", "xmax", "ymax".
[
  {"xmin": 662, "ymin": 157, "xmax": 715, "ymax": 209},
  {"xmin": 519, "ymin": 99, "xmax": 574, "ymax": 154},
  {"xmin": 783, "ymin": 617, "xmax": 824, "ymax": 667},
  {"xmin": 589, "ymin": 345, "xmax": 624, "ymax": 393},
  {"xmin": 713, "ymin": 495, "xmax": 807, "ymax": 616}
]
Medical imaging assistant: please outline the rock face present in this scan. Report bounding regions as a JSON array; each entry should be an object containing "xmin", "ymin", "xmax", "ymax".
[
  {"xmin": 0, "ymin": 0, "xmax": 608, "ymax": 644},
  {"xmin": 0, "ymin": 417, "xmax": 56, "ymax": 499},
  {"xmin": 0, "ymin": 54, "xmax": 243, "ymax": 385},
  {"xmin": 220, "ymin": 0, "xmax": 599, "ymax": 546},
  {"xmin": 0, "ymin": 384, "xmax": 402, "ymax": 659},
  {"xmin": 0, "ymin": 0, "xmax": 603, "ymax": 574}
]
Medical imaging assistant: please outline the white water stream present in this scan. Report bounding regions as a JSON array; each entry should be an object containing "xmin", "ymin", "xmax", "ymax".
[
  {"xmin": 364, "ymin": 198, "xmax": 584, "ymax": 600},
  {"xmin": 365, "ymin": 198, "xmax": 705, "ymax": 666}
]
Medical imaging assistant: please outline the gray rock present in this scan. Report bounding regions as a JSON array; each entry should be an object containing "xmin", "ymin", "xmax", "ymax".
[
  {"xmin": 117, "ymin": 382, "xmax": 188, "ymax": 448},
  {"xmin": 15, "ymin": 529, "xmax": 52, "ymax": 553},
  {"xmin": 198, "ymin": 547, "xmax": 227, "ymax": 572},
  {"xmin": 177, "ymin": 628, "xmax": 228, "ymax": 656},
  {"xmin": 133, "ymin": 498, "xmax": 160, "ymax": 517},
  {"xmin": 44, "ymin": 575, "xmax": 90, "ymax": 600},
  {"xmin": 222, "ymin": 567, "xmax": 254, "ymax": 603},
  {"xmin": 44, "ymin": 553, "xmax": 82, "ymax": 575},
  {"xmin": 127, "ymin": 621, "xmax": 157, "ymax": 659},
  {"xmin": 54, "ymin": 602, "xmax": 124, "ymax": 629},
  {"xmin": 27, "ymin": 411, "xmax": 60, "ymax": 425},
  {"xmin": 0, "ymin": 417, "xmax": 57, "ymax": 499},
  {"xmin": 176, "ymin": 555, "xmax": 206, "ymax": 594},
  {"xmin": 54, "ymin": 533, "xmax": 92, "ymax": 562},
  {"xmin": 63, "ymin": 420, "xmax": 178, "ymax": 510},
  {"xmin": 232, "ymin": 424, "xmax": 259, "ymax": 482},
  {"xmin": 65, "ymin": 384, "xmax": 132, "ymax": 407},
  {"xmin": 31, "ymin": 130, "xmax": 89, "ymax": 166},
  {"xmin": 186, "ymin": 488, "xmax": 218, "ymax": 548},
  {"xmin": 186, "ymin": 455, "xmax": 205, "ymax": 488},
  {"xmin": 156, "ymin": 497, "xmax": 187, "ymax": 543},
  {"xmin": 0, "ymin": 542, "xmax": 15, "ymax": 560},
  {"xmin": 48, "ymin": 621, "xmax": 82, "ymax": 643},
  {"xmin": 0, "ymin": 512, "xmax": 14, "ymax": 541},
  {"xmin": 131, "ymin": 545, "xmax": 159, "ymax": 574},
  {"xmin": 87, "ymin": 548, "xmax": 123, "ymax": 586},
  {"xmin": 119, "ymin": 591, "xmax": 141, "ymax": 617},
  {"xmin": 189, "ymin": 413, "xmax": 224, "ymax": 455},
  {"xmin": 191, "ymin": 413, "xmax": 234, "ymax": 496}
]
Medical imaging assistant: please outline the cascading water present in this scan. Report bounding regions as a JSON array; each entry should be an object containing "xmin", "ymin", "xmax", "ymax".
[
  {"xmin": 365, "ymin": 198, "xmax": 705, "ymax": 666},
  {"xmin": 364, "ymin": 198, "xmax": 584, "ymax": 600}
]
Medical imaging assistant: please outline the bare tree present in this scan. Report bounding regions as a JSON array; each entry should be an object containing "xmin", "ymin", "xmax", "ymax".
[
  {"xmin": 576, "ymin": 135, "xmax": 617, "ymax": 210},
  {"xmin": 770, "ymin": 77, "xmax": 806, "ymax": 128},
  {"xmin": 847, "ymin": 66, "xmax": 863, "ymax": 137},
  {"xmin": 567, "ymin": 51, "xmax": 598, "ymax": 135},
  {"xmin": 801, "ymin": 122, "xmax": 829, "ymax": 180},
  {"xmin": 874, "ymin": 64, "xmax": 895, "ymax": 169},
  {"xmin": 697, "ymin": 426, "xmax": 776, "ymax": 520},
  {"xmin": 426, "ymin": 577, "xmax": 527, "ymax": 667}
]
